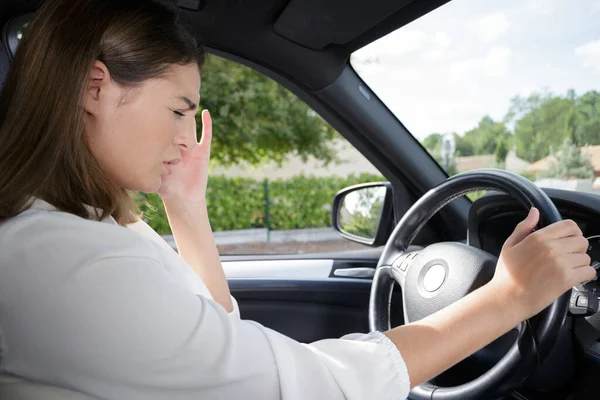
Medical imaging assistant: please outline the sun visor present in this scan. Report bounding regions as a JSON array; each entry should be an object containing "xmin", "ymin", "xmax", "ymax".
[{"xmin": 273, "ymin": 0, "xmax": 413, "ymax": 50}]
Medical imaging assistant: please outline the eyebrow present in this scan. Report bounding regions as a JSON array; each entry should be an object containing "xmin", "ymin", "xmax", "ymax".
[{"xmin": 177, "ymin": 96, "xmax": 198, "ymax": 111}]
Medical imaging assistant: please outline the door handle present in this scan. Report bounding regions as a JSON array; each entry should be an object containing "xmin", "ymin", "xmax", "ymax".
[{"xmin": 333, "ymin": 267, "xmax": 375, "ymax": 279}]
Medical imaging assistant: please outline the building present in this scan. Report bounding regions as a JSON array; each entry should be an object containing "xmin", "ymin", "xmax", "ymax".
[
  {"xmin": 455, "ymin": 151, "xmax": 530, "ymax": 173},
  {"xmin": 524, "ymin": 145, "xmax": 600, "ymax": 178},
  {"xmin": 210, "ymin": 139, "xmax": 381, "ymax": 179}
]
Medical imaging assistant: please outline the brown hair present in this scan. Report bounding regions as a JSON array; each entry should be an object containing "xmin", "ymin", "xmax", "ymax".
[{"xmin": 0, "ymin": 0, "xmax": 204, "ymax": 224}]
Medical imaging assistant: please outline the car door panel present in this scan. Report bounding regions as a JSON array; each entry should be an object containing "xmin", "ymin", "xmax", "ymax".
[{"xmin": 224, "ymin": 255, "xmax": 405, "ymax": 343}]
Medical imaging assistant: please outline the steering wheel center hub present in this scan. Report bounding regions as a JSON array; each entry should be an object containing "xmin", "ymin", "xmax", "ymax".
[
  {"xmin": 404, "ymin": 242, "xmax": 498, "ymax": 323},
  {"xmin": 422, "ymin": 263, "xmax": 446, "ymax": 292}
]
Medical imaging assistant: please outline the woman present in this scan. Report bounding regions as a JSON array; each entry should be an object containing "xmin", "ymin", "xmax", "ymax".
[{"xmin": 0, "ymin": 0, "xmax": 594, "ymax": 399}]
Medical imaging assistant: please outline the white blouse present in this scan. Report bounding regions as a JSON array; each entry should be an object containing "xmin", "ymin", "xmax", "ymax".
[{"xmin": 0, "ymin": 198, "xmax": 410, "ymax": 399}]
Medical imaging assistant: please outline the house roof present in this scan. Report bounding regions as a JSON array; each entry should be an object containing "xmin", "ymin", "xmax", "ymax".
[{"xmin": 525, "ymin": 145, "xmax": 600, "ymax": 173}]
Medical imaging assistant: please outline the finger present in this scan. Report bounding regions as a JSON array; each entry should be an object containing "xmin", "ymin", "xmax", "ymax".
[
  {"xmin": 548, "ymin": 236, "xmax": 589, "ymax": 254},
  {"xmin": 536, "ymin": 219, "xmax": 583, "ymax": 241},
  {"xmin": 572, "ymin": 265, "xmax": 596, "ymax": 286},
  {"xmin": 505, "ymin": 207, "xmax": 539, "ymax": 247},
  {"xmin": 563, "ymin": 253, "xmax": 592, "ymax": 269},
  {"xmin": 200, "ymin": 109, "xmax": 212, "ymax": 147}
]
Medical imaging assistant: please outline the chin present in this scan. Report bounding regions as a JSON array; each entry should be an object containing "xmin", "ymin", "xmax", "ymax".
[
  {"xmin": 128, "ymin": 177, "xmax": 162, "ymax": 194},
  {"xmin": 144, "ymin": 181, "xmax": 162, "ymax": 194}
]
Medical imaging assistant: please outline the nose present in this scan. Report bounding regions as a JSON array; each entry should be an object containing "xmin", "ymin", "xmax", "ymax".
[{"xmin": 173, "ymin": 116, "xmax": 197, "ymax": 150}]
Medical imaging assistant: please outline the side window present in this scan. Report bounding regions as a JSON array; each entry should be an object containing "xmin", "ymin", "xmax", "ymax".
[{"xmin": 143, "ymin": 55, "xmax": 384, "ymax": 255}]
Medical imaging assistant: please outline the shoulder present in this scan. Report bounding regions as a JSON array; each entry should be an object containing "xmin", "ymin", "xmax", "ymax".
[{"xmin": 0, "ymin": 206, "xmax": 161, "ymax": 272}]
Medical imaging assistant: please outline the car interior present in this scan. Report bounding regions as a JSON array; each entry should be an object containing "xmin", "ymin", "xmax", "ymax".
[{"xmin": 1, "ymin": 0, "xmax": 600, "ymax": 399}]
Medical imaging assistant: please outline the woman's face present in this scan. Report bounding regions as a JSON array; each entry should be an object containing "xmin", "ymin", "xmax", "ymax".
[{"xmin": 84, "ymin": 62, "xmax": 200, "ymax": 193}]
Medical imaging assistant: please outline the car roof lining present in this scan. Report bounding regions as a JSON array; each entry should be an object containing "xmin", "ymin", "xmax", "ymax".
[
  {"xmin": 274, "ymin": 0, "xmax": 416, "ymax": 50},
  {"xmin": 274, "ymin": 0, "xmax": 450, "ymax": 51},
  {"xmin": 0, "ymin": 0, "xmax": 451, "ymax": 91}
]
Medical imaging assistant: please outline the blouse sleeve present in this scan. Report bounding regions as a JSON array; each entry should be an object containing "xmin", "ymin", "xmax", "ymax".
[
  {"xmin": 4, "ymin": 255, "xmax": 410, "ymax": 400},
  {"xmin": 125, "ymin": 218, "xmax": 242, "ymax": 319}
]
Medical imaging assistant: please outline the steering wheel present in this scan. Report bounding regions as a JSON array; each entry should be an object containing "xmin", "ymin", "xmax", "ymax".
[{"xmin": 369, "ymin": 169, "xmax": 569, "ymax": 400}]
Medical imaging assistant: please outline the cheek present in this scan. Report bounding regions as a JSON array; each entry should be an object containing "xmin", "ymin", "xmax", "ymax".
[
  {"xmin": 148, "ymin": 114, "xmax": 178, "ymax": 156},
  {"xmin": 126, "ymin": 110, "xmax": 174, "ymax": 157},
  {"xmin": 109, "ymin": 98, "xmax": 177, "ymax": 168},
  {"xmin": 90, "ymin": 100, "xmax": 175, "ymax": 191}
]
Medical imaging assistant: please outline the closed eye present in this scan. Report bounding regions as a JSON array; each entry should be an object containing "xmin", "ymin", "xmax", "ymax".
[{"xmin": 173, "ymin": 110, "xmax": 185, "ymax": 117}]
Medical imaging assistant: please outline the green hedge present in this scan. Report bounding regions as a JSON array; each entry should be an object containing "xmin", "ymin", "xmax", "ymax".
[
  {"xmin": 137, "ymin": 170, "xmax": 544, "ymax": 234},
  {"xmin": 138, "ymin": 173, "xmax": 385, "ymax": 235}
]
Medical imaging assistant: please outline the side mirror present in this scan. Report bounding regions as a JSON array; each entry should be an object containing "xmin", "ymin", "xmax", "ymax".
[{"xmin": 331, "ymin": 182, "xmax": 394, "ymax": 247}]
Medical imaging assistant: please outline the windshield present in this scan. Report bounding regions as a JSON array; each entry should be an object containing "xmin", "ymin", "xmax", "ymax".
[{"xmin": 352, "ymin": 0, "xmax": 600, "ymax": 196}]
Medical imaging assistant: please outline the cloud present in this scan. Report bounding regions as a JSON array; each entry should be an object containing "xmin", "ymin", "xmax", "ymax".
[
  {"xmin": 432, "ymin": 32, "xmax": 451, "ymax": 48},
  {"xmin": 386, "ymin": 96, "xmax": 489, "ymax": 139},
  {"xmin": 348, "ymin": 0, "xmax": 600, "ymax": 142},
  {"xmin": 450, "ymin": 46, "xmax": 512, "ymax": 81},
  {"xmin": 469, "ymin": 13, "xmax": 510, "ymax": 42},
  {"xmin": 575, "ymin": 39, "xmax": 600, "ymax": 73},
  {"xmin": 353, "ymin": 29, "xmax": 453, "ymax": 66},
  {"xmin": 520, "ymin": 87, "xmax": 535, "ymax": 97},
  {"xmin": 422, "ymin": 48, "xmax": 446, "ymax": 62},
  {"xmin": 354, "ymin": 29, "xmax": 427, "ymax": 61},
  {"xmin": 526, "ymin": 0, "xmax": 557, "ymax": 15},
  {"xmin": 355, "ymin": 64, "xmax": 424, "ymax": 84}
]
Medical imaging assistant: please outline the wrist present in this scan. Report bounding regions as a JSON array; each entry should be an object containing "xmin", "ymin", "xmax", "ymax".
[
  {"xmin": 481, "ymin": 280, "xmax": 530, "ymax": 325},
  {"xmin": 163, "ymin": 200, "xmax": 209, "ymax": 229}
]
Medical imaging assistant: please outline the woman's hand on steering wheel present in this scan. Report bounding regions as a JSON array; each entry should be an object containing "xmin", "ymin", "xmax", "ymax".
[
  {"xmin": 492, "ymin": 207, "xmax": 595, "ymax": 320},
  {"xmin": 370, "ymin": 169, "xmax": 597, "ymax": 399}
]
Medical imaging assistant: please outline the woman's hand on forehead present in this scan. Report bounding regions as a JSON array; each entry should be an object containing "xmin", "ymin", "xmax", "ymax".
[{"xmin": 158, "ymin": 109, "xmax": 211, "ymax": 215}]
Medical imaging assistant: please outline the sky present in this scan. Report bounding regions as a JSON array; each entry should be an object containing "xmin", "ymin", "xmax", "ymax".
[{"xmin": 351, "ymin": 0, "xmax": 600, "ymax": 141}]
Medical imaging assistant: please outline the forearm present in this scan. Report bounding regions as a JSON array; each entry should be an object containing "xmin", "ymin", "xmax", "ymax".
[
  {"xmin": 164, "ymin": 202, "xmax": 233, "ymax": 312},
  {"xmin": 385, "ymin": 281, "xmax": 525, "ymax": 388}
]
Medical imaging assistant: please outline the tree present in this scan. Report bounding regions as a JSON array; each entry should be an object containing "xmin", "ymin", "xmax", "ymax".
[
  {"xmin": 199, "ymin": 55, "xmax": 338, "ymax": 166},
  {"xmin": 444, "ymin": 157, "xmax": 458, "ymax": 176},
  {"xmin": 421, "ymin": 133, "xmax": 458, "ymax": 175},
  {"xmin": 422, "ymin": 133, "xmax": 442, "ymax": 154},
  {"xmin": 575, "ymin": 91, "xmax": 600, "ymax": 146},
  {"xmin": 340, "ymin": 188, "xmax": 385, "ymax": 239},
  {"xmin": 459, "ymin": 116, "xmax": 510, "ymax": 156},
  {"xmin": 495, "ymin": 137, "xmax": 508, "ymax": 165},
  {"xmin": 564, "ymin": 107, "xmax": 578, "ymax": 146},
  {"xmin": 421, "ymin": 133, "xmax": 444, "ymax": 164},
  {"xmin": 508, "ymin": 91, "xmax": 577, "ymax": 162},
  {"xmin": 543, "ymin": 138, "xmax": 595, "ymax": 180},
  {"xmin": 425, "ymin": 89, "xmax": 600, "ymax": 173},
  {"xmin": 454, "ymin": 132, "xmax": 474, "ymax": 157}
]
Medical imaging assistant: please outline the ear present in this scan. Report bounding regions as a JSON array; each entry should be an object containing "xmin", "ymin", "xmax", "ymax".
[{"xmin": 83, "ymin": 60, "xmax": 111, "ymax": 116}]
